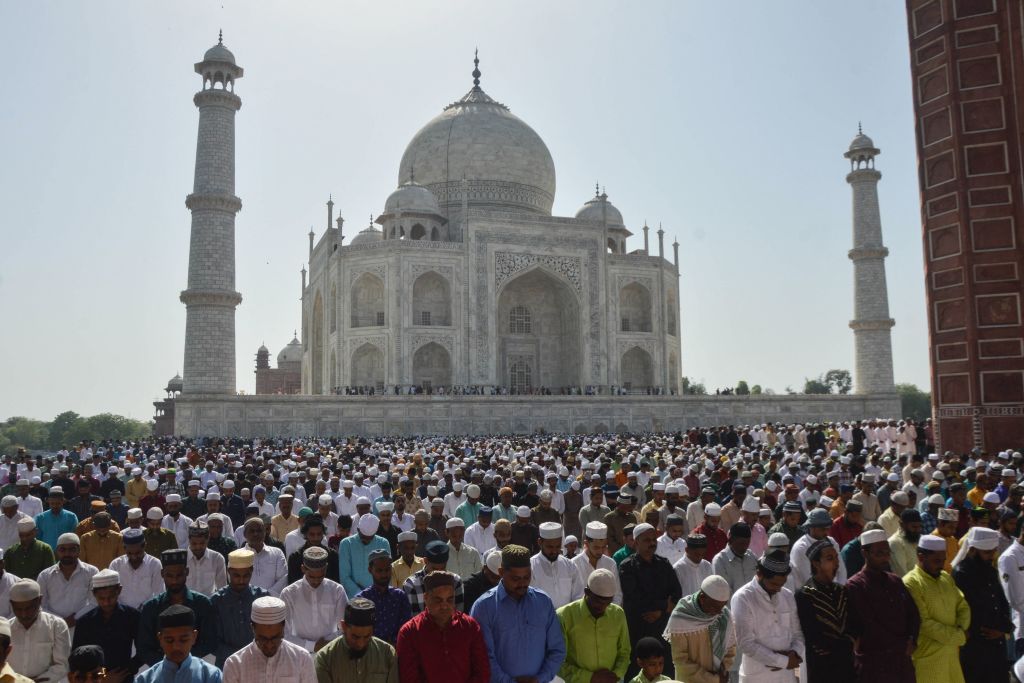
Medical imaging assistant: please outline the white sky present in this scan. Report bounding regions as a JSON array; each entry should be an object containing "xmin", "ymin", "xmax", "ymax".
[{"xmin": 0, "ymin": 2, "xmax": 928, "ymax": 421}]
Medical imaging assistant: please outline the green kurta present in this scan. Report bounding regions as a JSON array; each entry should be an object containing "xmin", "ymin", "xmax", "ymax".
[
  {"xmin": 5, "ymin": 540, "xmax": 55, "ymax": 580},
  {"xmin": 143, "ymin": 527, "xmax": 177, "ymax": 558},
  {"xmin": 903, "ymin": 565, "xmax": 971, "ymax": 683},
  {"xmin": 557, "ymin": 598, "xmax": 632, "ymax": 683},
  {"xmin": 314, "ymin": 635, "xmax": 398, "ymax": 683}
]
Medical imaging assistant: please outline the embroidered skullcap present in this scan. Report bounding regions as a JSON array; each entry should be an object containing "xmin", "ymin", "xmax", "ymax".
[
  {"xmin": 700, "ymin": 575, "xmax": 731, "ymax": 602},
  {"xmin": 357, "ymin": 514, "xmax": 380, "ymax": 536},
  {"xmin": 68, "ymin": 645, "xmax": 104, "ymax": 673},
  {"xmin": 158, "ymin": 604, "xmax": 195, "ymax": 629},
  {"xmin": 16, "ymin": 517, "xmax": 35, "ymax": 532},
  {"xmin": 397, "ymin": 531, "xmax": 417, "ymax": 543},
  {"xmin": 188, "ymin": 521, "xmax": 209, "ymax": 538},
  {"xmin": 587, "ymin": 568, "xmax": 617, "ymax": 598},
  {"xmin": 367, "ymin": 548, "xmax": 391, "ymax": 565},
  {"xmin": 430, "ymin": 498, "xmax": 445, "ymax": 507},
  {"xmin": 422, "ymin": 570, "xmax": 456, "ymax": 593},
  {"xmin": 123, "ymin": 528, "xmax": 144, "ymax": 544},
  {"xmin": 91, "ymin": 568, "xmax": 120, "ymax": 589},
  {"xmin": 251, "ymin": 596, "xmax": 288, "ymax": 624},
  {"xmin": 227, "ymin": 548, "xmax": 255, "ymax": 569},
  {"xmin": 302, "ymin": 545, "xmax": 329, "ymax": 568},
  {"xmin": 782, "ymin": 501, "xmax": 802, "ymax": 513},
  {"xmin": 57, "ymin": 532, "xmax": 80, "ymax": 547},
  {"xmin": 686, "ymin": 533, "xmax": 708, "ymax": 548},
  {"xmin": 938, "ymin": 507, "xmax": 959, "ymax": 521},
  {"xmin": 805, "ymin": 538, "xmax": 833, "ymax": 561},
  {"xmin": 968, "ymin": 526, "xmax": 1000, "ymax": 551},
  {"xmin": 918, "ymin": 535, "xmax": 947, "ymax": 552},
  {"xmin": 424, "ymin": 540, "xmax": 449, "ymax": 563},
  {"xmin": 446, "ymin": 517, "xmax": 465, "ymax": 529},
  {"xmin": 585, "ymin": 522, "xmax": 608, "ymax": 540},
  {"xmin": 344, "ymin": 597, "xmax": 376, "ymax": 626},
  {"xmin": 161, "ymin": 549, "xmax": 187, "ymax": 566},
  {"xmin": 318, "ymin": 494, "xmax": 333, "ymax": 506},
  {"xmin": 9, "ymin": 579, "xmax": 40, "ymax": 601},
  {"xmin": 501, "ymin": 544, "xmax": 532, "ymax": 569},
  {"xmin": 758, "ymin": 549, "xmax": 791, "ymax": 574},
  {"xmin": 539, "ymin": 522, "xmax": 563, "ymax": 539},
  {"xmin": 0, "ymin": 496, "xmax": 17, "ymax": 509}
]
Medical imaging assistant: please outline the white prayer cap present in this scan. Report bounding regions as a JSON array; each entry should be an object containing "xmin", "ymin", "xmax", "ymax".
[
  {"xmin": 887, "ymin": 472, "xmax": 900, "ymax": 482},
  {"xmin": 318, "ymin": 494, "xmax": 333, "ymax": 506},
  {"xmin": 928, "ymin": 494, "xmax": 945, "ymax": 506},
  {"xmin": 16, "ymin": 518, "xmax": 35, "ymax": 532},
  {"xmin": 57, "ymin": 533, "xmax": 80, "ymax": 547},
  {"xmin": 146, "ymin": 480, "xmax": 158, "ymax": 491},
  {"xmin": 206, "ymin": 492, "xmax": 221, "ymax": 501},
  {"xmin": 446, "ymin": 517, "xmax": 465, "ymax": 529},
  {"xmin": 9, "ymin": 579, "xmax": 40, "ymax": 601},
  {"xmin": 398, "ymin": 531, "xmax": 417, "ymax": 543},
  {"xmin": 700, "ymin": 575, "xmax": 731, "ymax": 602},
  {"xmin": 539, "ymin": 522, "xmax": 563, "ymax": 539},
  {"xmin": 564, "ymin": 535, "xmax": 578, "ymax": 547},
  {"xmin": 704, "ymin": 503, "xmax": 722, "ymax": 516},
  {"xmin": 860, "ymin": 529, "xmax": 888, "ymax": 547},
  {"xmin": 818, "ymin": 496, "xmax": 834, "ymax": 508},
  {"xmin": 587, "ymin": 568, "xmax": 617, "ymax": 598},
  {"xmin": 891, "ymin": 492, "xmax": 909, "ymax": 506},
  {"xmin": 516, "ymin": 505, "xmax": 531, "ymax": 517},
  {"xmin": 485, "ymin": 551, "xmax": 503, "ymax": 574},
  {"xmin": 665, "ymin": 485, "xmax": 680, "ymax": 495},
  {"xmin": 14, "ymin": 479, "xmax": 27, "ymax": 487},
  {"xmin": 91, "ymin": 568, "xmax": 120, "ymax": 589},
  {"xmin": 585, "ymin": 522, "xmax": 608, "ymax": 540},
  {"xmin": 633, "ymin": 523, "xmax": 655, "ymax": 539},
  {"xmin": 467, "ymin": 484, "xmax": 481, "ymax": 498},
  {"xmin": 126, "ymin": 508, "xmax": 143, "ymax": 520},
  {"xmin": 759, "ymin": 507, "xmax": 772, "ymax": 516},
  {"xmin": 343, "ymin": 480, "xmax": 354, "ymax": 488},
  {"xmin": 0, "ymin": 496, "xmax": 17, "ymax": 509},
  {"xmin": 377, "ymin": 502, "xmax": 394, "ymax": 513},
  {"xmin": 358, "ymin": 514, "xmax": 380, "ymax": 536},
  {"xmin": 131, "ymin": 468, "xmax": 142, "ymax": 476},
  {"xmin": 146, "ymin": 507, "xmax": 164, "ymax": 520},
  {"xmin": 30, "ymin": 477, "xmax": 40, "ymax": 485},
  {"xmin": 223, "ymin": 480, "xmax": 235, "ymax": 488},
  {"xmin": 454, "ymin": 482, "xmax": 464, "ymax": 492},
  {"xmin": 768, "ymin": 532, "xmax": 790, "ymax": 548},
  {"xmin": 427, "ymin": 486, "xmax": 438, "ymax": 496},
  {"xmin": 741, "ymin": 497, "xmax": 760, "ymax": 513},
  {"xmin": 983, "ymin": 491, "xmax": 1001, "ymax": 504},
  {"xmin": 1003, "ymin": 468, "xmax": 1017, "ymax": 477},
  {"xmin": 805, "ymin": 475, "xmax": 818, "ymax": 485},
  {"xmin": 919, "ymin": 535, "xmax": 947, "ymax": 552},
  {"xmin": 187, "ymin": 480, "xmax": 200, "ymax": 487},
  {"xmin": 652, "ymin": 483, "xmax": 666, "ymax": 492},
  {"xmin": 968, "ymin": 527, "xmax": 1000, "ymax": 551},
  {"xmin": 251, "ymin": 596, "xmax": 288, "ymax": 624},
  {"xmin": 165, "ymin": 494, "xmax": 182, "ymax": 504},
  {"xmin": 356, "ymin": 496, "xmax": 371, "ymax": 506},
  {"xmin": 938, "ymin": 507, "xmax": 959, "ymax": 521}
]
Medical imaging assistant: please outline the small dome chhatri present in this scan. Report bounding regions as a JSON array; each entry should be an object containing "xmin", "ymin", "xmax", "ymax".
[
  {"xmin": 203, "ymin": 30, "xmax": 236, "ymax": 65},
  {"xmin": 384, "ymin": 173, "xmax": 442, "ymax": 216},
  {"xmin": 351, "ymin": 216, "xmax": 383, "ymax": 245},
  {"xmin": 575, "ymin": 185, "xmax": 625, "ymax": 227},
  {"xmin": 277, "ymin": 334, "xmax": 303, "ymax": 365}
]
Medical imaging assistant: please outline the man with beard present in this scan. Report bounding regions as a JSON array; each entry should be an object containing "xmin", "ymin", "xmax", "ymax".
[
  {"xmin": 223, "ymin": 596, "xmax": 317, "ymax": 683},
  {"xmin": 137, "ymin": 549, "xmax": 215, "ymax": 665},
  {"xmin": 665, "ymin": 575, "xmax": 735, "ymax": 683},
  {"xmin": 281, "ymin": 546, "xmax": 348, "ymax": 653},
  {"xmin": 531, "ymin": 522, "xmax": 584, "ymax": 609},
  {"xmin": 161, "ymin": 494, "xmax": 194, "ymax": 548},
  {"xmin": 8, "ymin": 578, "xmax": 70, "ymax": 682},
  {"xmin": 731, "ymin": 550, "xmax": 803, "ymax": 682},
  {"xmin": 952, "ymin": 527, "xmax": 1012, "ymax": 683},
  {"xmin": 314, "ymin": 598, "xmax": 398, "ymax": 683},
  {"xmin": 556, "ymin": 569, "xmax": 630, "ymax": 683},
  {"xmin": 888, "ymin": 509, "xmax": 922, "ymax": 577},
  {"xmin": 37, "ymin": 533, "xmax": 98, "ymax": 629},
  {"xmin": 211, "ymin": 548, "xmax": 271, "ymax": 667}
]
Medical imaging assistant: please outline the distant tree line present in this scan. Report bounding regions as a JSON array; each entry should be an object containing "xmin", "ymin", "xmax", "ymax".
[{"xmin": 0, "ymin": 411, "xmax": 152, "ymax": 456}]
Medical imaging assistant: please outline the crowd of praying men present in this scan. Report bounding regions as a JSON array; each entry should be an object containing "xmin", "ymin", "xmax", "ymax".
[{"xmin": 0, "ymin": 419, "xmax": 1019, "ymax": 683}]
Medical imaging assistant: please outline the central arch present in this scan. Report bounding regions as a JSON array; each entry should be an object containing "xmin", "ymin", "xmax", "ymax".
[
  {"xmin": 412, "ymin": 342, "xmax": 451, "ymax": 390},
  {"xmin": 497, "ymin": 267, "xmax": 581, "ymax": 389},
  {"xmin": 351, "ymin": 343, "xmax": 384, "ymax": 390}
]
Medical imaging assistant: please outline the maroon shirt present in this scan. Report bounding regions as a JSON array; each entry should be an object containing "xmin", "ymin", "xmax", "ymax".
[
  {"xmin": 396, "ymin": 610, "xmax": 490, "ymax": 683},
  {"xmin": 829, "ymin": 516, "xmax": 863, "ymax": 549},
  {"xmin": 845, "ymin": 566, "xmax": 920, "ymax": 683},
  {"xmin": 693, "ymin": 522, "xmax": 728, "ymax": 560}
]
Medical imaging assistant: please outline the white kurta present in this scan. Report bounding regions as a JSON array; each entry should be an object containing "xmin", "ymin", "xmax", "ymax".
[
  {"xmin": 447, "ymin": 542, "xmax": 482, "ymax": 580},
  {"xmin": 570, "ymin": 551, "xmax": 622, "ymax": 605},
  {"xmin": 248, "ymin": 544, "xmax": 288, "ymax": 596},
  {"xmin": 8, "ymin": 611, "xmax": 71, "ymax": 682},
  {"xmin": 223, "ymin": 639, "xmax": 317, "ymax": 683},
  {"xmin": 655, "ymin": 535, "xmax": 687, "ymax": 567},
  {"xmin": 0, "ymin": 572, "xmax": 19, "ymax": 618},
  {"xmin": 15, "ymin": 495, "xmax": 43, "ymax": 518},
  {"xmin": 998, "ymin": 540, "xmax": 1024, "ymax": 639},
  {"xmin": 0, "ymin": 511, "xmax": 29, "ymax": 552},
  {"xmin": 197, "ymin": 513, "xmax": 235, "ymax": 539},
  {"xmin": 465, "ymin": 522, "xmax": 496, "ymax": 555},
  {"xmin": 38, "ymin": 561, "xmax": 98, "ymax": 619},
  {"xmin": 109, "ymin": 553, "xmax": 165, "ymax": 608},
  {"xmin": 162, "ymin": 513, "xmax": 195, "ymax": 548},
  {"xmin": 530, "ymin": 552, "xmax": 584, "ymax": 609},
  {"xmin": 672, "ymin": 554, "xmax": 712, "ymax": 597},
  {"xmin": 334, "ymin": 493, "xmax": 359, "ymax": 517},
  {"xmin": 392, "ymin": 512, "xmax": 414, "ymax": 533},
  {"xmin": 731, "ymin": 580, "xmax": 804, "ymax": 683},
  {"xmin": 187, "ymin": 549, "xmax": 228, "ymax": 596},
  {"xmin": 280, "ymin": 577, "xmax": 348, "ymax": 650},
  {"xmin": 789, "ymin": 535, "xmax": 846, "ymax": 587}
]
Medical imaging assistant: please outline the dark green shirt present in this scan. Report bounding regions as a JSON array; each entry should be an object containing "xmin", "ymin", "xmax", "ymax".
[{"xmin": 5, "ymin": 540, "xmax": 55, "ymax": 580}]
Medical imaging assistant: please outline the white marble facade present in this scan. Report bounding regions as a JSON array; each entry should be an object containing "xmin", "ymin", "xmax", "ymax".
[{"xmin": 301, "ymin": 58, "xmax": 681, "ymax": 396}]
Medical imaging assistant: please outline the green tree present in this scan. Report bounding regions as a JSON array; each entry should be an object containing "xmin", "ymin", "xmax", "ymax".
[
  {"xmin": 897, "ymin": 383, "xmax": 932, "ymax": 421},
  {"xmin": 750, "ymin": 385, "xmax": 763, "ymax": 395},
  {"xmin": 680, "ymin": 377, "xmax": 707, "ymax": 395},
  {"xmin": 47, "ymin": 411, "xmax": 82, "ymax": 449},
  {"xmin": 735, "ymin": 381, "xmax": 750, "ymax": 395},
  {"xmin": 823, "ymin": 369, "xmax": 853, "ymax": 395},
  {"xmin": 1, "ymin": 418, "xmax": 49, "ymax": 451},
  {"xmin": 803, "ymin": 378, "xmax": 831, "ymax": 394}
]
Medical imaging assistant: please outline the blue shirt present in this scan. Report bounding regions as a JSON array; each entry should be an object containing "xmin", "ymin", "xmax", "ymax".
[
  {"xmin": 34, "ymin": 508, "xmax": 78, "ymax": 550},
  {"xmin": 356, "ymin": 583, "xmax": 412, "ymax": 644},
  {"xmin": 134, "ymin": 654, "xmax": 223, "ymax": 683},
  {"xmin": 337, "ymin": 533, "xmax": 391, "ymax": 597},
  {"xmin": 470, "ymin": 582, "xmax": 566, "ymax": 683}
]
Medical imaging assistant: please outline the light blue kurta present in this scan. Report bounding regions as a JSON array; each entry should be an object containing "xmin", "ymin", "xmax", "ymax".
[
  {"xmin": 134, "ymin": 654, "xmax": 223, "ymax": 683},
  {"xmin": 337, "ymin": 533, "xmax": 391, "ymax": 597}
]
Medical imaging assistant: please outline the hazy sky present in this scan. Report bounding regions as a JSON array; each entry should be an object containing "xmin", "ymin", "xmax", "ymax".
[{"xmin": 0, "ymin": 2, "xmax": 927, "ymax": 421}]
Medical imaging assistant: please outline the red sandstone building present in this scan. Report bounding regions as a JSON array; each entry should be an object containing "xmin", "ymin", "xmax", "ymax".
[
  {"xmin": 255, "ymin": 336, "xmax": 302, "ymax": 395},
  {"xmin": 906, "ymin": 0, "xmax": 1024, "ymax": 451}
]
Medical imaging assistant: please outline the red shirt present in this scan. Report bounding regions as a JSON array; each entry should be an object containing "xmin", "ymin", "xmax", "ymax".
[
  {"xmin": 829, "ymin": 516, "xmax": 863, "ymax": 549},
  {"xmin": 396, "ymin": 610, "xmax": 490, "ymax": 683},
  {"xmin": 693, "ymin": 523, "xmax": 728, "ymax": 560}
]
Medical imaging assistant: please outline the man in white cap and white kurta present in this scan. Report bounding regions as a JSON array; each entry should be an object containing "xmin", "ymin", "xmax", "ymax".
[
  {"xmin": 571, "ymin": 522, "xmax": 622, "ymax": 605},
  {"xmin": 672, "ymin": 534, "xmax": 712, "ymax": 598},
  {"xmin": 36, "ymin": 533, "xmax": 98, "ymax": 629},
  {"xmin": 242, "ymin": 517, "xmax": 287, "ymax": 596},
  {"xmin": 8, "ymin": 578, "xmax": 71, "ymax": 682},
  {"xmin": 445, "ymin": 518, "xmax": 482, "ymax": 580},
  {"xmin": 280, "ymin": 546, "xmax": 348, "ymax": 652},
  {"xmin": 162, "ymin": 494, "xmax": 194, "ymax": 548},
  {"xmin": 186, "ymin": 521, "xmax": 227, "ymax": 596},
  {"xmin": 0, "ymin": 496, "xmax": 30, "ymax": 552},
  {"xmin": 531, "ymin": 522, "xmax": 585, "ymax": 609},
  {"xmin": 223, "ymin": 595, "xmax": 317, "ymax": 683}
]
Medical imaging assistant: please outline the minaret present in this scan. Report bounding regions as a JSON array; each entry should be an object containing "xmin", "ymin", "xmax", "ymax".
[
  {"xmin": 845, "ymin": 125, "xmax": 895, "ymax": 394},
  {"xmin": 180, "ymin": 33, "xmax": 244, "ymax": 394}
]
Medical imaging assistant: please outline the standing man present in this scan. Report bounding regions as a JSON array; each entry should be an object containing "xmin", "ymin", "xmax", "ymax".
[
  {"xmin": 78, "ymin": 511, "xmax": 122, "ymax": 570},
  {"xmin": 109, "ymin": 528, "xmax": 163, "ymax": 609},
  {"xmin": 338, "ymin": 514, "xmax": 390, "ymax": 598},
  {"xmin": 5, "ymin": 518, "xmax": 54, "ymax": 580},
  {"xmin": 71, "ymin": 569, "xmax": 142, "ymax": 679},
  {"xmin": 137, "ymin": 549, "xmax": 216, "ymax": 666},
  {"xmin": 445, "ymin": 518, "xmax": 483, "ymax": 581},
  {"xmin": 571, "ymin": 522, "xmax": 621, "ymax": 605},
  {"xmin": 0, "ymin": 496, "xmax": 29, "ymax": 552},
  {"xmin": 280, "ymin": 546, "xmax": 348, "ymax": 652},
  {"xmin": 135, "ymin": 605, "xmax": 223, "ymax": 683},
  {"xmin": 37, "ymin": 532, "xmax": 98, "ymax": 629},
  {"xmin": 556, "ymin": 569, "xmax": 630, "ymax": 683},
  {"xmin": 952, "ymin": 527, "xmax": 1011, "ymax": 683},
  {"xmin": 902, "ymin": 534, "xmax": 971, "ymax": 683},
  {"xmin": 242, "ymin": 518, "xmax": 287, "ymax": 596},
  {"xmin": 620, "ymin": 523, "xmax": 682, "ymax": 680},
  {"xmin": 186, "ymin": 521, "xmax": 227, "ymax": 596},
  {"xmin": 711, "ymin": 523, "xmax": 757, "ymax": 597},
  {"xmin": 791, "ymin": 509, "xmax": 846, "ymax": 586},
  {"xmin": 665, "ymin": 575, "xmax": 736, "ymax": 683},
  {"xmin": 888, "ymin": 510, "xmax": 923, "ymax": 578},
  {"xmin": 470, "ymin": 545, "xmax": 566, "ymax": 683},
  {"xmin": 162, "ymin": 494, "xmax": 194, "ymax": 549},
  {"xmin": 7, "ymin": 578, "xmax": 70, "ymax": 683},
  {"xmin": 313, "ymin": 598, "xmax": 399, "ymax": 683},
  {"xmin": 223, "ymin": 596, "xmax": 317, "ymax": 683},
  {"xmin": 34, "ymin": 487, "xmax": 78, "ymax": 551},
  {"xmin": 997, "ymin": 522, "xmax": 1024, "ymax": 662},
  {"xmin": 357, "ymin": 548, "xmax": 412, "ymax": 645},
  {"xmin": 210, "ymin": 548, "xmax": 271, "ymax": 668},
  {"xmin": 730, "ymin": 550, "xmax": 804, "ymax": 682},
  {"xmin": 396, "ymin": 571, "xmax": 490, "ymax": 683},
  {"xmin": 673, "ymin": 534, "xmax": 712, "ymax": 599},
  {"xmin": 531, "ymin": 522, "xmax": 585, "ymax": 609}
]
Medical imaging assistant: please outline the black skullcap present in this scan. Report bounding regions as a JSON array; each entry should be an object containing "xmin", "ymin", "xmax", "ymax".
[
  {"xmin": 158, "ymin": 604, "xmax": 195, "ymax": 629},
  {"xmin": 805, "ymin": 538, "xmax": 833, "ymax": 562},
  {"xmin": 344, "ymin": 597, "xmax": 376, "ymax": 626},
  {"xmin": 686, "ymin": 533, "xmax": 708, "ymax": 548},
  {"xmin": 622, "ymin": 523, "xmax": 636, "ymax": 536},
  {"xmin": 302, "ymin": 545, "xmax": 329, "ymax": 569},
  {"xmin": 68, "ymin": 645, "xmax": 105, "ymax": 673},
  {"xmin": 729, "ymin": 523, "xmax": 752, "ymax": 539},
  {"xmin": 900, "ymin": 508, "xmax": 922, "ymax": 523},
  {"xmin": 425, "ymin": 540, "xmax": 449, "ymax": 563},
  {"xmin": 634, "ymin": 636, "xmax": 665, "ymax": 660},
  {"xmin": 161, "ymin": 549, "xmax": 188, "ymax": 567},
  {"xmin": 845, "ymin": 500, "xmax": 863, "ymax": 512},
  {"xmin": 782, "ymin": 501, "xmax": 803, "ymax": 513},
  {"xmin": 501, "ymin": 544, "xmax": 531, "ymax": 569},
  {"xmin": 422, "ymin": 570, "xmax": 456, "ymax": 593},
  {"xmin": 758, "ymin": 549, "xmax": 792, "ymax": 575},
  {"xmin": 970, "ymin": 507, "xmax": 989, "ymax": 519}
]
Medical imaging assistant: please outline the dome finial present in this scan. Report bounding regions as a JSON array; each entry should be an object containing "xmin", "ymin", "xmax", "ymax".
[
  {"xmin": 472, "ymin": 48, "xmax": 481, "ymax": 88},
  {"xmin": 858, "ymin": 121, "xmax": 862, "ymax": 135},
  {"xmin": 218, "ymin": 29, "xmax": 223, "ymax": 45},
  {"xmin": 409, "ymin": 164, "xmax": 415, "ymax": 183},
  {"xmin": 595, "ymin": 182, "xmax": 600, "ymax": 197}
]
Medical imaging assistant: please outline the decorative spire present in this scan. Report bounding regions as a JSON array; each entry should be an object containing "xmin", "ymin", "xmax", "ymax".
[
  {"xmin": 327, "ymin": 194, "xmax": 333, "ymax": 205},
  {"xmin": 409, "ymin": 164, "xmax": 415, "ymax": 183},
  {"xmin": 218, "ymin": 29, "xmax": 223, "ymax": 45},
  {"xmin": 858, "ymin": 121, "xmax": 862, "ymax": 135},
  {"xmin": 472, "ymin": 48, "xmax": 481, "ymax": 89},
  {"xmin": 595, "ymin": 182, "xmax": 600, "ymax": 197}
]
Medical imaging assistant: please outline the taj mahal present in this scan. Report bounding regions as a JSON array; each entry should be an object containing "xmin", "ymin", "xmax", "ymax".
[{"xmin": 165, "ymin": 36, "xmax": 901, "ymax": 437}]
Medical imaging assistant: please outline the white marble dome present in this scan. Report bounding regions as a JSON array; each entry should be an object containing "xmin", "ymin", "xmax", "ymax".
[
  {"xmin": 575, "ymin": 193, "xmax": 625, "ymax": 227},
  {"xmin": 203, "ymin": 42, "xmax": 236, "ymax": 65},
  {"xmin": 351, "ymin": 223, "xmax": 383, "ymax": 245},
  {"xmin": 277, "ymin": 336, "xmax": 302, "ymax": 364},
  {"xmin": 385, "ymin": 180, "xmax": 441, "ymax": 215},
  {"xmin": 398, "ymin": 72, "xmax": 556, "ymax": 215},
  {"xmin": 849, "ymin": 132, "xmax": 876, "ymax": 151}
]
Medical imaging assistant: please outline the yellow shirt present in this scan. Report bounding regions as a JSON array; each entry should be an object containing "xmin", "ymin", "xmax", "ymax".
[
  {"xmin": 932, "ymin": 531, "xmax": 958, "ymax": 572},
  {"xmin": 80, "ymin": 530, "xmax": 124, "ymax": 570},
  {"xmin": 270, "ymin": 513, "xmax": 300, "ymax": 543},
  {"xmin": 125, "ymin": 478, "xmax": 148, "ymax": 508},
  {"xmin": 0, "ymin": 662, "xmax": 34, "ymax": 683},
  {"xmin": 391, "ymin": 556, "xmax": 425, "ymax": 587},
  {"xmin": 967, "ymin": 487, "xmax": 986, "ymax": 509}
]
